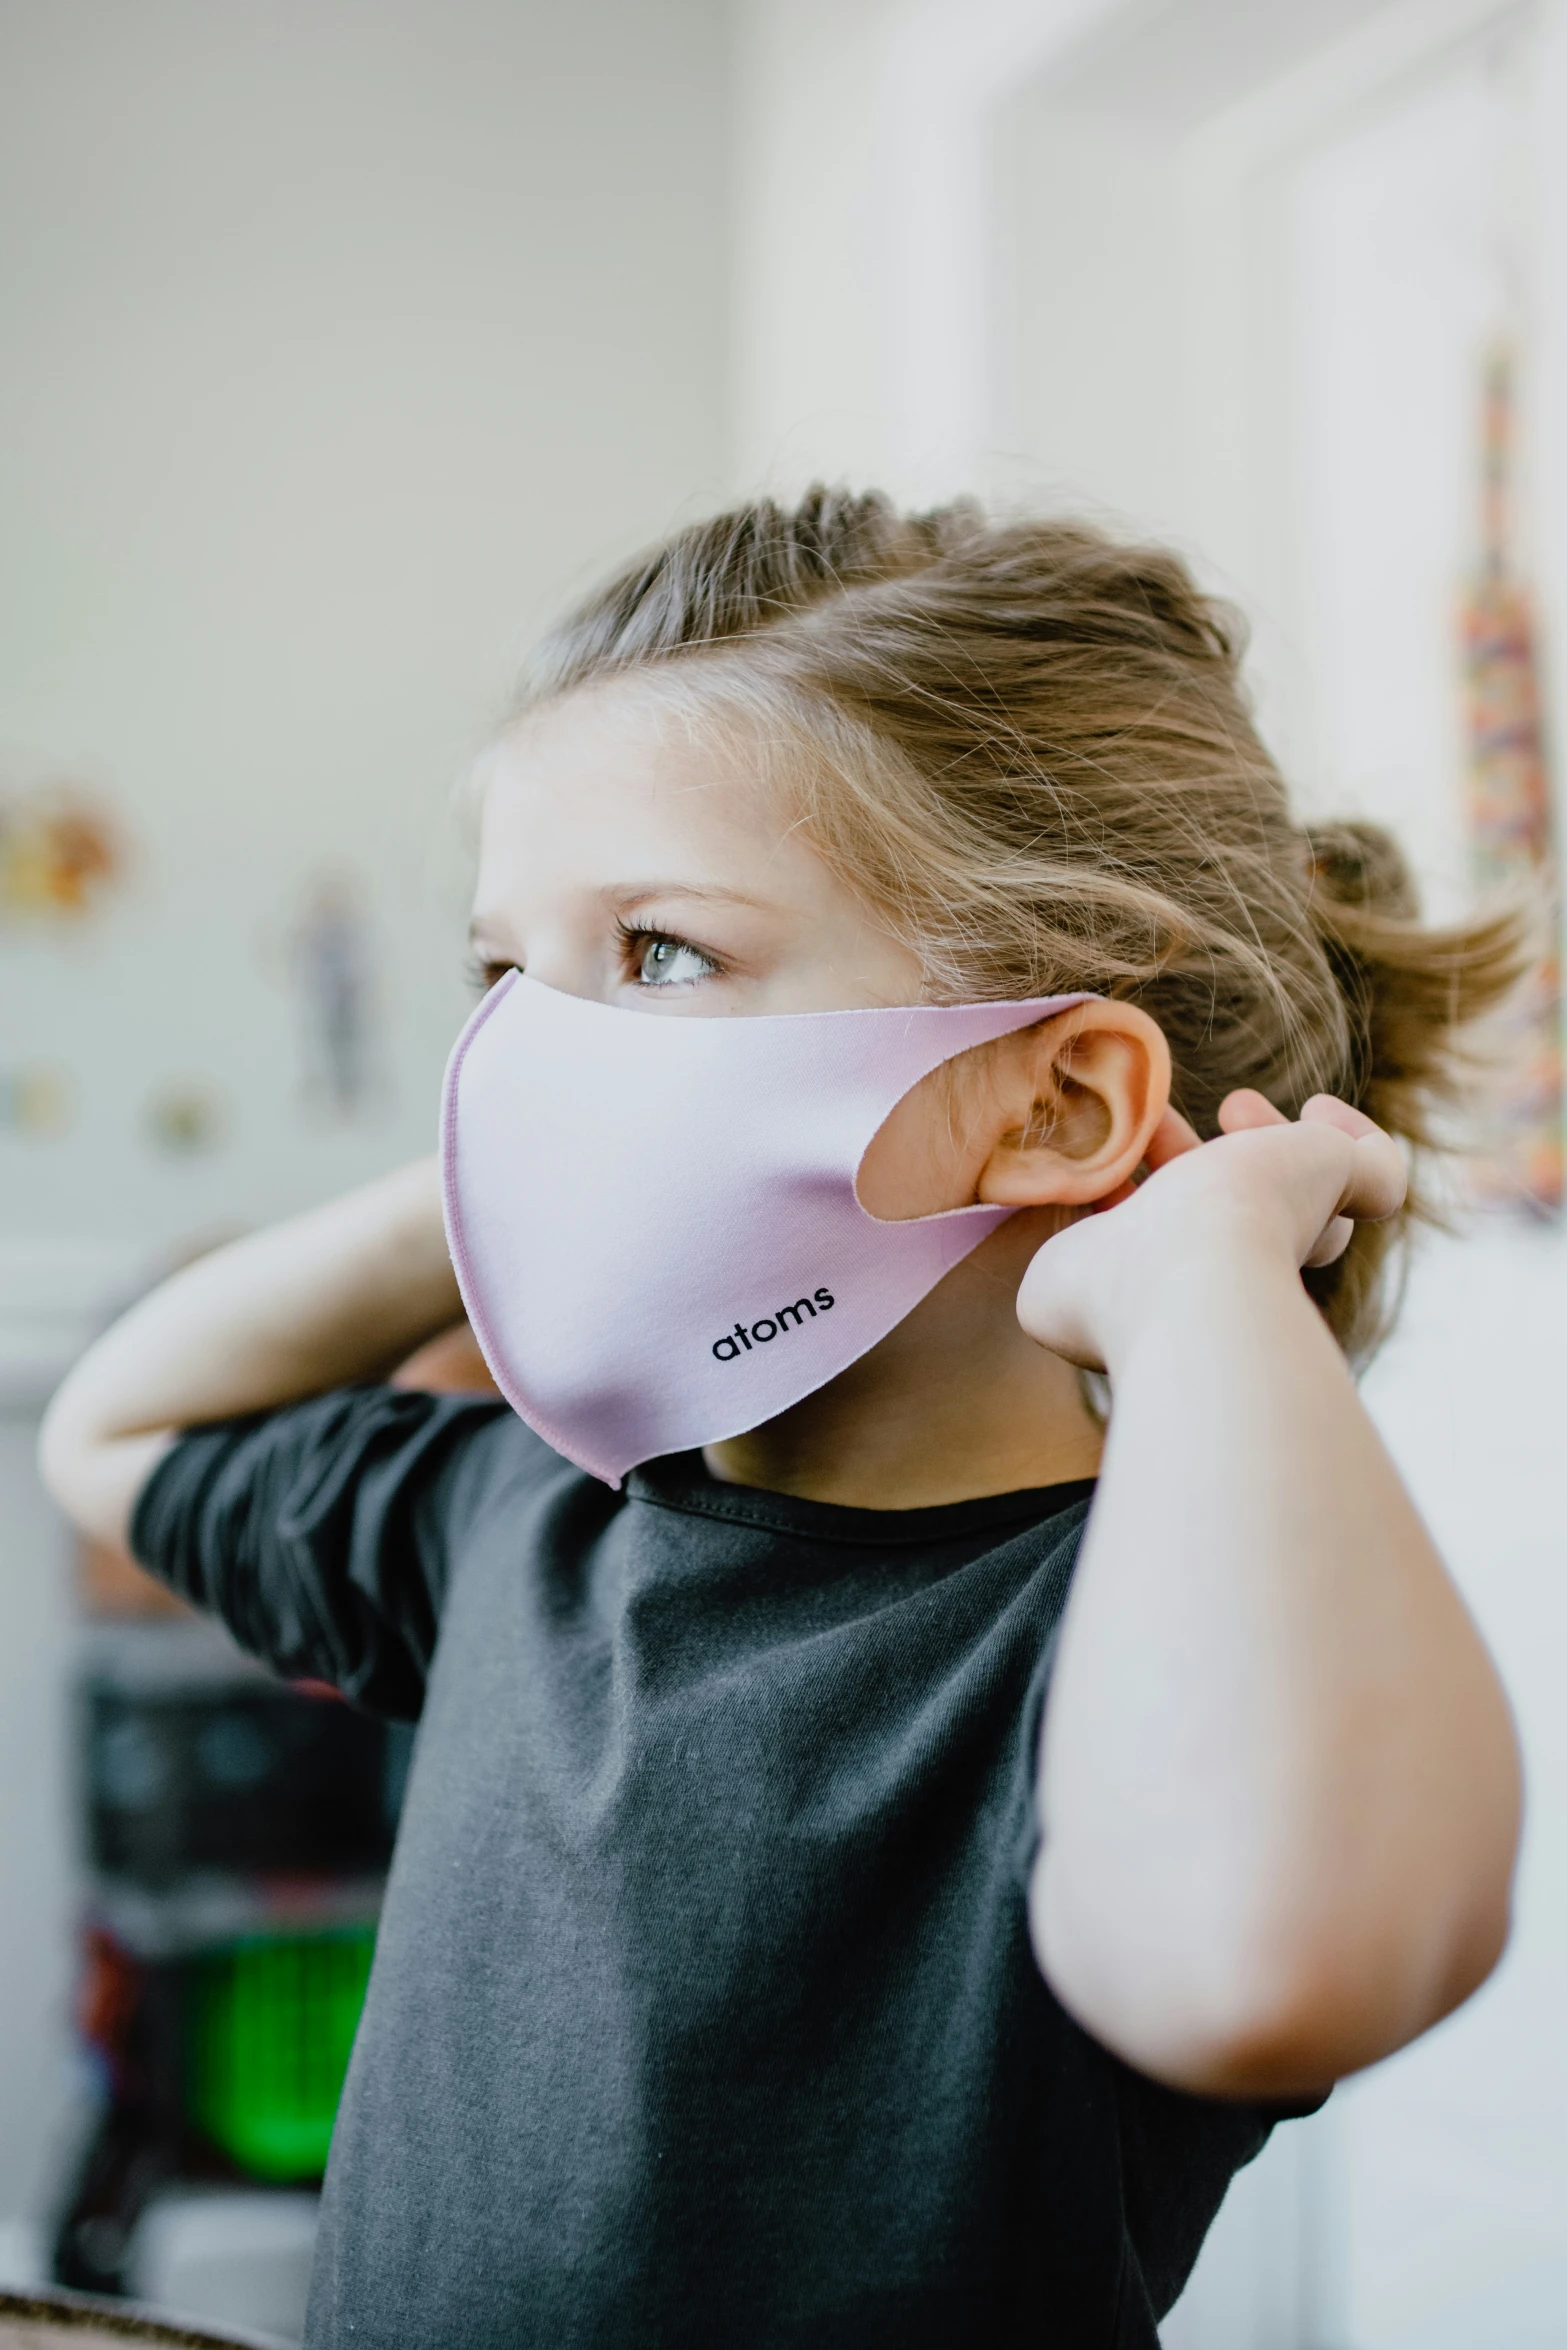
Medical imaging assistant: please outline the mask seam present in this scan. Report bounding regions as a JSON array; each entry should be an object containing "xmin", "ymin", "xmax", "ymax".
[{"xmin": 440, "ymin": 973, "xmax": 608, "ymax": 1471}]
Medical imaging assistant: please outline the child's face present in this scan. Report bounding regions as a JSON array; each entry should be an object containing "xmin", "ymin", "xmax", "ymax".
[
  {"xmin": 469, "ymin": 681, "xmax": 926, "ymax": 1020},
  {"xmin": 469, "ymin": 678, "xmax": 1165, "ymax": 1227}
]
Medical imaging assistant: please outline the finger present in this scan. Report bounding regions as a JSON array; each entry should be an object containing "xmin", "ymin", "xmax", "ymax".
[
  {"xmin": 1299, "ymin": 1093, "xmax": 1385, "ymax": 1142},
  {"xmin": 1336, "ymin": 1130, "xmax": 1407, "ymax": 1221},
  {"xmin": 1093, "ymin": 1103, "xmax": 1203, "ymax": 1210},
  {"xmin": 1292, "ymin": 1095, "xmax": 1406, "ymax": 1220},
  {"xmin": 1304, "ymin": 1213, "xmax": 1354, "ymax": 1268},
  {"xmin": 1140, "ymin": 1105, "xmax": 1204, "ymax": 1171},
  {"xmin": 1225, "ymin": 1088, "xmax": 1404, "ymax": 1223},
  {"xmin": 1218, "ymin": 1088, "xmax": 1290, "ymax": 1133}
]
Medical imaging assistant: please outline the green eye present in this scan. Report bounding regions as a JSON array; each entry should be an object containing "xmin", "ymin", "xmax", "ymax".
[{"xmin": 635, "ymin": 934, "xmax": 714, "ymax": 987}]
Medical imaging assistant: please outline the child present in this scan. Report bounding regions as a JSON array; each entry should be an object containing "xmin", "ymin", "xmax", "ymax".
[{"xmin": 42, "ymin": 493, "xmax": 1523, "ymax": 2349}]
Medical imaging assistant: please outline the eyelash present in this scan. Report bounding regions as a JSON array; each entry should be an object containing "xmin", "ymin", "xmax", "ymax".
[
  {"xmin": 465, "ymin": 954, "xmax": 513, "ymax": 997},
  {"xmin": 463, "ymin": 926, "xmax": 724, "ymax": 997},
  {"xmin": 614, "ymin": 920, "xmax": 723, "ymax": 986}
]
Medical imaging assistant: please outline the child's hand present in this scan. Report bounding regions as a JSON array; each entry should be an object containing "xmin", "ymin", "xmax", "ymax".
[{"xmin": 1016, "ymin": 1090, "xmax": 1407, "ymax": 1372}]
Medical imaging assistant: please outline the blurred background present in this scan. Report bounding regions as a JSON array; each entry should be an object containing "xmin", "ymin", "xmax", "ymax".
[{"xmin": 2, "ymin": 0, "xmax": 1565, "ymax": 2343}]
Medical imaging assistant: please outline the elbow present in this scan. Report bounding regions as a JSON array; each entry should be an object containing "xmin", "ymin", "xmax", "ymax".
[
  {"xmin": 36, "ymin": 1385, "xmax": 84, "ymax": 1519},
  {"xmin": 1158, "ymin": 1903, "xmax": 1514, "ymax": 2099},
  {"xmin": 1194, "ymin": 1893, "xmax": 1513, "ymax": 2098},
  {"xmin": 37, "ymin": 1379, "xmax": 170, "ymax": 1555},
  {"xmin": 37, "ymin": 1367, "xmax": 109, "ymax": 1526},
  {"xmin": 1030, "ymin": 1843, "xmax": 1518, "ymax": 2100}
]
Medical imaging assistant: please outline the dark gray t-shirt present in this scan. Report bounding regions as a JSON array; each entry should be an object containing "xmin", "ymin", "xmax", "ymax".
[{"xmin": 132, "ymin": 1388, "xmax": 1299, "ymax": 2349}]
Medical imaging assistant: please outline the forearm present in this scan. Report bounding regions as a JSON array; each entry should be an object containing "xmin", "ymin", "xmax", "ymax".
[
  {"xmin": 1032, "ymin": 1250, "xmax": 1520, "ymax": 2095},
  {"xmin": 40, "ymin": 1158, "xmax": 461, "ymax": 1547}
]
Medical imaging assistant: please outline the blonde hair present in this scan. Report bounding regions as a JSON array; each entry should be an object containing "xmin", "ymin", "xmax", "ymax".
[{"xmin": 522, "ymin": 488, "xmax": 1526, "ymax": 1359}]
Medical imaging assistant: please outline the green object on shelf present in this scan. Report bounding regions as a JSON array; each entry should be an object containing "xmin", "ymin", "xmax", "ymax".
[{"xmin": 185, "ymin": 1928, "xmax": 375, "ymax": 2181}]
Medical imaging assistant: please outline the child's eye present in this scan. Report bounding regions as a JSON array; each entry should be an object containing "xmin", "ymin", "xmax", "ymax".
[
  {"xmin": 623, "ymin": 928, "xmax": 719, "ymax": 989},
  {"xmin": 465, "ymin": 955, "xmax": 517, "ymax": 996}
]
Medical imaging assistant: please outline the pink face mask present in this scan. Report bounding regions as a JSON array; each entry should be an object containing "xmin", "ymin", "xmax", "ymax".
[{"xmin": 440, "ymin": 972, "xmax": 1087, "ymax": 1485}]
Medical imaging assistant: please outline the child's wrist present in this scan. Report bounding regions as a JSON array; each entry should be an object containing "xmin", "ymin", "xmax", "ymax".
[{"xmin": 1092, "ymin": 1229, "xmax": 1308, "ymax": 1372}]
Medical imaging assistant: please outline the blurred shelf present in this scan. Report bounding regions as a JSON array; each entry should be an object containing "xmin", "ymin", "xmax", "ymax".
[
  {"xmin": 76, "ymin": 1620, "xmax": 276, "ymax": 1694},
  {"xmin": 84, "ymin": 1875, "xmax": 386, "ymax": 1964}
]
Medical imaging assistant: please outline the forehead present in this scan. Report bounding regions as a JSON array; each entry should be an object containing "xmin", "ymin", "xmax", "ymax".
[
  {"xmin": 467, "ymin": 674, "xmax": 928, "ymax": 1005},
  {"xmin": 478, "ymin": 679, "xmax": 785, "ymax": 861}
]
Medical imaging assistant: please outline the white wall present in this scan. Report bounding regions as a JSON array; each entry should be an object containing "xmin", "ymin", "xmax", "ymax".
[
  {"xmin": 0, "ymin": 0, "xmax": 731, "ymax": 1260},
  {"xmin": 1289, "ymin": 44, "xmax": 1519, "ymax": 909},
  {"xmin": 0, "ymin": 1402, "xmax": 76, "ymax": 2230},
  {"xmin": 1352, "ymin": 1228, "xmax": 1567, "ymax": 2349},
  {"xmin": 734, "ymin": 2, "xmax": 1567, "ymax": 2343},
  {"xmin": 730, "ymin": 0, "xmax": 895, "ymax": 494},
  {"xmin": 1284, "ymin": 31, "xmax": 1567, "ymax": 2346},
  {"xmin": 0, "ymin": 0, "xmax": 732, "ymax": 2233},
  {"xmin": 989, "ymin": 102, "xmax": 1191, "ymax": 534},
  {"xmin": 731, "ymin": 0, "xmax": 1139, "ymax": 504}
]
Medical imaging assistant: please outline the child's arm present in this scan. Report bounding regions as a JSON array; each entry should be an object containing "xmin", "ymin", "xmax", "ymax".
[
  {"xmin": 1021, "ymin": 1094, "xmax": 1520, "ymax": 2098},
  {"xmin": 39, "ymin": 1159, "xmax": 461, "ymax": 1549}
]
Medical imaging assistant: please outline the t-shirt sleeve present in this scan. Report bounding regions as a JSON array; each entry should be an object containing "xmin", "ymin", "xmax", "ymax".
[
  {"xmin": 129, "ymin": 1386, "xmax": 517, "ymax": 1718},
  {"xmin": 1110, "ymin": 2060, "xmax": 1328, "ymax": 2316}
]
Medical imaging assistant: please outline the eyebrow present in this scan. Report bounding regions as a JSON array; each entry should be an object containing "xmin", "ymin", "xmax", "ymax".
[
  {"xmin": 467, "ymin": 882, "xmax": 775, "ymax": 951},
  {"xmin": 604, "ymin": 881, "xmax": 776, "ymax": 916}
]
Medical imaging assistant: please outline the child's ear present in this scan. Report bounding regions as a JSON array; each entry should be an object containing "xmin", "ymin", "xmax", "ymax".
[{"xmin": 973, "ymin": 1003, "xmax": 1171, "ymax": 1208}]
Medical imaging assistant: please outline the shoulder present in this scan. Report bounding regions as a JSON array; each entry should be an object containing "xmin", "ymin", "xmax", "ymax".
[
  {"xmin": 132, "ymin": 1388, "xmax": 569, "ymax": 1562},
  {"xmin": 128, "ymin": 1390, "xmax": 588, "ymax": 1703},
  {"xmin": 988, "ymin": 1480, "xmax": 1096, "ymax": 1650},
  {"xmin": 427, "ymin": 1396, "xmax": 584, "ymax": 1529}
]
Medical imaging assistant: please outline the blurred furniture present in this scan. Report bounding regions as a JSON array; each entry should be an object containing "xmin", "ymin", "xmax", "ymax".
[
  {"xmin": 126, "ymin": 2196, "xmax": 318, "ymax": 2346},
  {"xmin": 53, "ymin": 1619, "xmax": 409, "ymax": 2304},
  {"xmin": 0, "ymin": 2284, "xmax": 288, "ymax": 2346}
]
